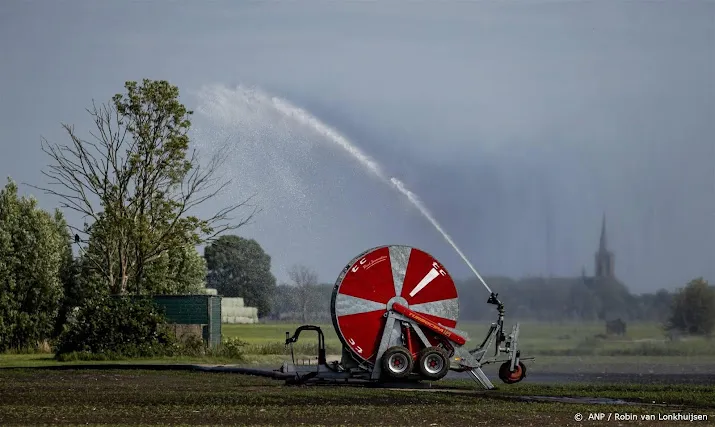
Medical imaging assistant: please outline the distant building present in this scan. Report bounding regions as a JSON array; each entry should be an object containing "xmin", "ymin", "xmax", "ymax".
[
  {"xmin": 580, "ymin": 213, "xmax": 634, "ymax": 320},
  {"xmin": 594, "ymin": 214, "xmax": 615, "ymax": 278},
  {"xmin": 509, "ymin": 213, "xmax": 632, "ymax": 321}
]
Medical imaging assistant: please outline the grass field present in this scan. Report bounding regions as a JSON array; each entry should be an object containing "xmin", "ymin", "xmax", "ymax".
[
  {"xmin": 0, "ymin": 369, "xmax": 712, "ymax": 426},
  {"xmin": 2, "ymin": 320, "xmax": 714, "ymax": 373},
  {"xmin": 224, "ymin": 320, "xmax": 715, "ymax": 358},
  {"xmin": 222, "ymin": 320, "xmax": 715, "ymax": 374}
]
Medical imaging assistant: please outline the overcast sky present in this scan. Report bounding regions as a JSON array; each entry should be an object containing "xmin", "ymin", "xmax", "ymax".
[{"xmin": 1, "ymin": 1, "xmax": 713, "ymax": 294}]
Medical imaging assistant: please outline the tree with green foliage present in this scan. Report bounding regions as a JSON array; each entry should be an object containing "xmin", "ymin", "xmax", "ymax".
[
  {"xmin": 666, "ymin": 278, "xmax": 715, "ymax": 336},
  {"xmin": 142, "ymin": 244, "xmax": 208, "ymax": 295},
  {"xmin": 204, "ymin": 235, "xmax": 276, "ymax": 317},
  {"xmin": 34, "ymin": 79, "xmax": 257, "ymax": 295},
  {"xmin": 0, "ymin": 178, "xmax": 67, "ymax": 351}
]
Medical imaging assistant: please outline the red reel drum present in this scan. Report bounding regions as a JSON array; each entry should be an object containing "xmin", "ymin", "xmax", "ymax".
[{"xmin": 330, "ymin": 245, "xmax": 460, "ymax": 365}]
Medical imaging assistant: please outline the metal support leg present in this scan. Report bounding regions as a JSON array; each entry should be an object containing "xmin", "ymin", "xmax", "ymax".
[
  {"xmin": 410, "ymin": 323, "xmax": 433, "ymax": 348},
  {"xmin": 468, "ymin": 367, "xmax": 495, "ymax": 390},
  {"xmin": 509, "ymin": 323, "xmax": 520, "ymax": 371},
  {"xmin": 371, "ymin": 315, "xmax": 398, "ymax": 380}
]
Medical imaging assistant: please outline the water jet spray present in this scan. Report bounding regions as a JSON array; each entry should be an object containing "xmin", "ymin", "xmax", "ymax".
[
  {"xmin": 196, "ymin": 84, "xmax": 533, "ymax": 389},
  {"xmin": 269, "ymin": 90, "xmax": 494, "ymax": 296}
]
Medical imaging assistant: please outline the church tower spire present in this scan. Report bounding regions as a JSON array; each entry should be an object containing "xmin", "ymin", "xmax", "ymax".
[
  {"xmin": 595, "ymin": 213, "xmax": 615, "ymax": 278},
  {"xmin": 599, "ymin": 213, "xmax": 608, "ymax": 252}
]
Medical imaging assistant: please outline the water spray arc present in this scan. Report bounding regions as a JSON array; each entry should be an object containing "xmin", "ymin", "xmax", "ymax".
[
  {"xmin": 269, "ymin": 92, "xmax": 493, "ymax": 295},
  {"xmin": 196, "ymin": 84, "xmax": 531, "ymax": 390},
  {"xmin": 388, "ymin": 178, "xmax": 493, "ymax": 294}
]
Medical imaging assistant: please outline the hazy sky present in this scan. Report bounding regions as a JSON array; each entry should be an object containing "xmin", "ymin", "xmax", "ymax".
[{"xmin": 1, "ymin": 1, "xmax": 713, "ymax": 294}]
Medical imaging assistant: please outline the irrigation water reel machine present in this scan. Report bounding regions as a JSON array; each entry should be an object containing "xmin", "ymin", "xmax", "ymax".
[{"xmin": 277, "ymin": 245, "xmax": 533, "ymax": 390}]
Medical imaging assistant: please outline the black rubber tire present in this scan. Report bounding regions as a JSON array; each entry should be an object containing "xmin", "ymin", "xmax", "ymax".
[
  {"xmin": 381, "ymin": 346, "xmax": 414, "ymax": 379},
  {"xmin": 498, "ymin": 361, "xmax": 527, "ymax": 384},
  {"xmin": 416, "ymin": 346, "xmax": 450, "ymax": 380}
]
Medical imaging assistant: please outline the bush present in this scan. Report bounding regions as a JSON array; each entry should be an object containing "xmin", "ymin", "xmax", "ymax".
[
  {"xmin": 179, "ymin": 334, "xmax": 207, "ymax": 357},
  {"xmin": 54, "ymin": 296, "xmax": 177, "ymax": 359},
  {"xmin": 666, "ymin": 278, "xmax": 715, "ymax": 337},
  {"xmin": 209, "ymin": 337, "xmax": 248, "ymax": 360}
]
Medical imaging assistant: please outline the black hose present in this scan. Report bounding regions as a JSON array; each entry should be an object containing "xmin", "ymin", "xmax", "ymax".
[{"xmin": 0, "ymin": 363, "xmax": 295, "ymax": 379}]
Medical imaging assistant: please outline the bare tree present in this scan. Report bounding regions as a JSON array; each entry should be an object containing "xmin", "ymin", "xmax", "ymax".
[
  {"xmin": 287, "ymin": 264, "xmax": 319, "ymax": 323},
  {"xmin": 30, "ymin": 79, "xmax": 259, "ymax": 294}
]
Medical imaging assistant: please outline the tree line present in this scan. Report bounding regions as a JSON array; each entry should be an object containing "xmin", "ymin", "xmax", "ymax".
[
  {"xmin": 0, "ymin": 79, "xmax": 268, "ymax": 356},
  {"xmin": 268, "ymin": 274, "xmax": 715, "ymax": 336}
]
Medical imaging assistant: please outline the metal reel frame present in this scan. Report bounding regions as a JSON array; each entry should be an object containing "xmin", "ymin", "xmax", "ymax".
[
  {"xmin": 282, "ymin": 246, "xmax": 534, "ymax": 389},
  {"xmin": 455, "ymin": 293, "xmax": 533, "ymax": 387},
  {"xmin": 279, "ymin": 293, "xmax": 533, "ymax": 389},
  {"xmin": 366, "ymin": 291, "xmax": 533, "ymax": 388}
]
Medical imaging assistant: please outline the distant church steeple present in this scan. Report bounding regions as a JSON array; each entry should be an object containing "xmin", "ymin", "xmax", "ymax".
[{"xmin": 595, "ymin": 213, "xmax": 615, "ymax": 278}]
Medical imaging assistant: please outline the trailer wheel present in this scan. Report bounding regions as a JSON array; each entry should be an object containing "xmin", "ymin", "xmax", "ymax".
[
  {"xmin": 416, "ymin": 347, "xmax": 450, "ymax": 380},
  {"xmin": 381, "ymin": 346, "xmax": 414, "ymax": 379},
  {"xmin": 498, "ymin": 361, "xmax": 526, "ymax": 384}
]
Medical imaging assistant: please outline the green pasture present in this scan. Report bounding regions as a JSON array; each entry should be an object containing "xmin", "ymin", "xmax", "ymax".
[
  {"xmin": 224, "ymin": 320, "xmax": 715, "ymax": 358},
  {"xmin": 1, "ymin": 320, "xmax": 713, "ymax": 370}
]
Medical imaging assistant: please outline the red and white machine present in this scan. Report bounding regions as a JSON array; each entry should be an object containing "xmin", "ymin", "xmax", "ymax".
[{"xmin": 279, "ymin": 245, "xmax": 531, "ymax": 389}]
